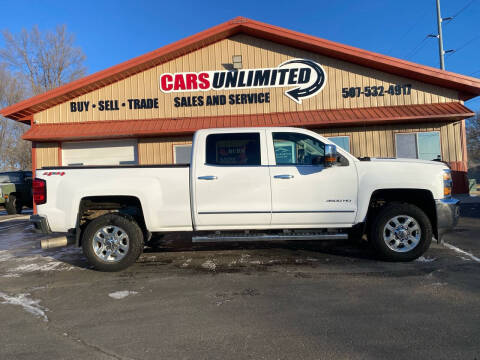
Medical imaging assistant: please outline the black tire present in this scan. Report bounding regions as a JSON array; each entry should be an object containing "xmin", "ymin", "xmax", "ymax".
[
  {"xmin": 369, "ymin": 202, "xmax": 432, "ymax": 262},
  {"xmin": 82, "ymin": 214, "xmax": 144, "ymax": 272},
  {"xmin": 6, "ymin": 195, "xmax": 22, "ymax": 215}
]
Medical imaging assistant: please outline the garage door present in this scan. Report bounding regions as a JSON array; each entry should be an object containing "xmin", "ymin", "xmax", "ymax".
[{"xmin": 62, "ymin": 139, "xmax": 138, "ymax": 166}]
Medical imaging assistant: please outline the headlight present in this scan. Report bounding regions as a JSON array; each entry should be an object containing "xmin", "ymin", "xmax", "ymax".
[{"xmin": 443, "ymin": 169, "xmax": 452, "ymax": 197}]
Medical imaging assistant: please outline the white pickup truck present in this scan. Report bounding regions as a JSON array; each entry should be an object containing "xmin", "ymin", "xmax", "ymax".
[{"xmin": 31, "ymin": 127, "xmax": 459, "ymax": 271}]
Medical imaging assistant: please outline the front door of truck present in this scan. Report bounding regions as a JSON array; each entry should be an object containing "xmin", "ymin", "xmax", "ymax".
[
  {"xmin": 193, "ymin": 130, "xmax": 271, "ymax": 229},
  {"xmin": 267, "ymin": 130, "xmax": 357, "ymax": 227}
]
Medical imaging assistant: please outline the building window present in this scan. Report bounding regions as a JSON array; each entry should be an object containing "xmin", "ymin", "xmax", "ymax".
[
  {"xmin": 273, "ymin": 132, "xmax": 325, "ymax": 165},
  {"xmin": 327, "ymin": 136, "xmax": 350, "ymax": 152},
  {"xmin": 395, "ymin": 131, "xmax": 441, "ymax": 161},
  {"xmin": 173, "ymin": 144, "xmax": 192, "ymax": 164},
  {"xmin": 206, "ymin": 133, "xmax": 261, "ymax": 166}
]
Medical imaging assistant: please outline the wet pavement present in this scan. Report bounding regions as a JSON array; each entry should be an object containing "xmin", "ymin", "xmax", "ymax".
[{"xmin": 0, "ymin": 202, "xmax": 479, "ymax": 359}]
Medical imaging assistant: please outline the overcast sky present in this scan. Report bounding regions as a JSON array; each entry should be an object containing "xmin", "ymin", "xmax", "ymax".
[{"xmin": 1, "ymin": 0, "xmax": 479, "ymax": 110}]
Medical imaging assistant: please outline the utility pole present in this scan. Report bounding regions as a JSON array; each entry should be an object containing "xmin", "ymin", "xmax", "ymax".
[{"xmin": 436, "ymin": 0, "xmax": 445, "ymax": 70}]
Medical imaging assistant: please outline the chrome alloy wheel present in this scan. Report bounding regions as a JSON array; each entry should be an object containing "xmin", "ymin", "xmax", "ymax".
[
  {"xmin": 92, "ymin": 225, "xmax": 129, "ymax": 262},
  {"xmin": 383, "ymin": 215, "xmax": 421, "ymax": 253}
]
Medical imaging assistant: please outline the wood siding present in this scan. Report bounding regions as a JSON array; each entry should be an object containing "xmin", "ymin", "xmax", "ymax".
[
  {"xmin": 138, "ymin": 137, "xmax": 191, "ymax": 165},
  {"xmin": 35, "ymin": 142, "xmax": 59, "ymax": 168},
  {"xmin": 34, "ymin": 34, "xmax": 459, "ymax": 125},
  {"xmin": 137, "ymin": 121, "xmax": 465, "ymax": 165},
  {"xmin": 316, "ymin": 121, "xmax": 464, "ymax": 163},
  {"xmin": 34, "ymin": 121, "xmax": 464, "ymax": 167}
]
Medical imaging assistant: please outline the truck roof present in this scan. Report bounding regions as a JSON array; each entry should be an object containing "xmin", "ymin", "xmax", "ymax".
[{"xmin": 194, "ymin": 126, "xmax": 310, "ymax": 134}]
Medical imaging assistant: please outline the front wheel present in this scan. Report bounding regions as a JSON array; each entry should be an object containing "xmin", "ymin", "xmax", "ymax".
[
  {"xmin": 369, "ymin": 202, "xmax": 432, "ymax": 262},
  {"xmin": 82, "ymin": 214, "xmax": 144, "ymax": 271}
]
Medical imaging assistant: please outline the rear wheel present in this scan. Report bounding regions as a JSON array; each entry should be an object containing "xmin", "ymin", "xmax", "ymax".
[
  {"xmin": 6, "ymin": 195, "xmax": 22, "ymax": 215},
  {"xmin": 82, "ymin": 214, "xmax": 144, "ymax": 271},
  {"xmin": 369, "ymin": 202, "xmax": 432, "ymax": 261}
]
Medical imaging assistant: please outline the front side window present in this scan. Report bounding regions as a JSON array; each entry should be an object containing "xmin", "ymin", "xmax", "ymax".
[
  {"xmin": 206, "ymin": 133, "xmax": 261, "ymax": 166},
  {"xmin": 273, "ymin": 132, "xmax": 325, "ymax": 165},
  {"xmin": 395, "ymin": 131, "xmax": 441, "ymax": 161}
]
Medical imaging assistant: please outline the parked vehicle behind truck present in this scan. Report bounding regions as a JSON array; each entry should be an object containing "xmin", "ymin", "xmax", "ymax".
[
  {"xmin": 31, "ymin": 127, "xmax": 459, "ymax": 271},
  {"xmin": 0, "ymin": 171, "xmax": 33, "ymax": 214}
]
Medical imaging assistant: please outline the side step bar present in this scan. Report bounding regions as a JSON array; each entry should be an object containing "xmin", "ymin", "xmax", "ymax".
[{"xmin": 192, "ymin": 232, "xmax": 348, "ymax": 243}]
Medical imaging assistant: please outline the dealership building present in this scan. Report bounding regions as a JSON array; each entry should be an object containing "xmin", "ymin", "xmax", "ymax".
[{"xmin": 1, "ymin": 17, "xmax": 480, "ymax": 193}]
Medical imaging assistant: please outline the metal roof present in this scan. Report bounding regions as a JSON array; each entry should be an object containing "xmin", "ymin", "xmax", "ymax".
[{"xmin": 22, "ymin": 102, "xmax": 474, "ymax": 142}]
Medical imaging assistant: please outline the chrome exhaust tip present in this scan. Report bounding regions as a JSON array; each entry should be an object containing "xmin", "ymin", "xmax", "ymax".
[{"xmin": 40, "ymin": 236, "xmax": 74, "ymax": 249}]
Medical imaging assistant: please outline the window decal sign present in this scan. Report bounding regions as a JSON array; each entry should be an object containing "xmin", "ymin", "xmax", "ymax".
[
  {"xmin": 273, "ymin": 141, "xmax": 296, "ymax": 164},
  {"xmin": 216, "ymin": 140, "xmax": 249, "ymax": 164},
  {"xmin": 159, "ymin": 59, "xmax": 327, "ymax": 104}
]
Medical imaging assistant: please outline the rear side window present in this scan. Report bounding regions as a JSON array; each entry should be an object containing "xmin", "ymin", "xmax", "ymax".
[
  {"xmin": 206, "ymin": 133, "xmax": 261, "ymax": 166},
  {"xmin": 0, "ymin": 172, "xmax": 23, "ymax": 184}
]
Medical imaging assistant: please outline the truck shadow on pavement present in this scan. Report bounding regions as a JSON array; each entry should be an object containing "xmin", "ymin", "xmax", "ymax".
[
  {"xmin": 136, "ymin": 233, "xmax": 380, "ymax": 274},
  {"xmin": 147, "ymin": 234, "xmax": 375, "ymax": 260},
  {"xmin": 1, "ymin": 217, "xmax": 380, "ymax": 276},
  {"xmin": 45, "ymin": 235, "xmax": 378, "ymax": 274},
  {"xmin": 2, "ymin": 216, "xmax": 469, "ymax": 276}
]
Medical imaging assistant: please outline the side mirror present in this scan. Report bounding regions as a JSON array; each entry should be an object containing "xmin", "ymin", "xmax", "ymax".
[{"xmin": 324, "ymin": 144, "xmax": 337, "ymax": 167}]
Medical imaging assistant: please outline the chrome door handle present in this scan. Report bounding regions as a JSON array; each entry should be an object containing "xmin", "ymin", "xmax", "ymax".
[
  {"xmin": 198, "ymin": 175, "xmax": 218, "ymax": 180},
  {"xmin": 274, "ymin": 174, "xmax": 294, "ymax": 179}
]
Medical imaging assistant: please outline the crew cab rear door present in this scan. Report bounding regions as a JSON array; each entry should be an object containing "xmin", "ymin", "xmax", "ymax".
[
  {"xmin": 192, "ymin": 130, "xmax": 271, "ymax": 230},
  {"xmin": 267, "ymin": 129, "xmax": 358, "ymax": 227}
]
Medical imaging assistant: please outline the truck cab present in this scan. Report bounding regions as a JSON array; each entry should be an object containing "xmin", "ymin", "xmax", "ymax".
[{"xmin": 191, "ymin": 128, "xmax": 357, "ymax": 230}]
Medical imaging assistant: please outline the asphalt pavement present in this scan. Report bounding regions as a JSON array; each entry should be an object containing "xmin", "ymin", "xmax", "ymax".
[{"xmin": 0, "ymin": 202, "xmax": 479, "ymax": 360}]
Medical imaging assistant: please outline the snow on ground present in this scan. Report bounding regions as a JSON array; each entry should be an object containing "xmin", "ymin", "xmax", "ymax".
[
  {"xmin": 443, "ymin": 242, "xmax": 480, "ymax": 263},
  {"xmin": 0, "ymin": 291, "xmax": 49, "ymax": 321},
  {"xmin": 201, "ymin": 259, "xmax": 216, "ymax": 271},
  {"xmin": 108, "ymin": 291, "xmax": 138, "ymax": 299},
  {"xmin": 0, "ymin": 216, "xmax": 29, "ymax": 223},
  {"xmin": 415, "ymin": 256, "xmax": 436, "ymax": 263},
  {"xmin": 0, "ymin": 219, "xmax": 82, "ymax": 278}
]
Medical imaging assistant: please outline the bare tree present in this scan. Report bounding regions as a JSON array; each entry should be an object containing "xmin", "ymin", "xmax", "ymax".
[
  {"xmin": 0, "ymin": 25, "xmax": 86, "ymax": 171},
  {"xmin": 0, "ymin": 64, "xmax": 24, "ymax": 105},
  {"xmin": 467, "ymin": 112, "xmax": 480, "ymax": 166},
  {"xmin": 0, "ymin": 25, "xmax": 86, "ymax": 95},
  {"xmin": 0, "ymin": 64, "xmax": 30, "ymax": 170}
]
